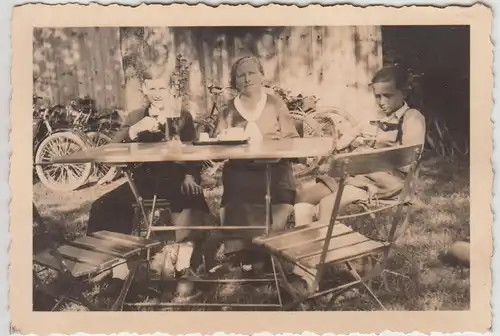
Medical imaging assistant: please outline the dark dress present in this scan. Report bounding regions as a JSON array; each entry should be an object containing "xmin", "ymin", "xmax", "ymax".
[
  {"xmin": 216, "ymin": 94, "xmax": 300, "ymax": 208},
  {"xmin": 86, "ymin": 105, "xmax": 209, "ymax": 242},
  {"xmin": 214, "ymin": 93, "xmax": 300, "ymax": 254}
]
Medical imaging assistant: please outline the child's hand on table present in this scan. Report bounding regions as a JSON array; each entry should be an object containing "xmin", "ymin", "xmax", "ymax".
[
  {"xmin": 129, "ymin": 117, "xmax": 160, "ymax": 139},
  {"xmin": 181, "ymin": 175, "xmax": 203, "ymax": 195}
]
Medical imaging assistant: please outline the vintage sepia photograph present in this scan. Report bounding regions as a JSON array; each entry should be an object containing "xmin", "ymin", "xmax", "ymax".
[
  {"xmin": 10, "ymin": 3, "xmax": 492, "ymax": 335},
  {"xmin": 31, "ymin": 23, "xmax": 471, "ymax": 312}
]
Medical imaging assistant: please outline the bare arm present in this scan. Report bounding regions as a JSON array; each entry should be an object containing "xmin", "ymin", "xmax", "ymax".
[
  {"xmin": 110, "ymin": 108, "xmax": 146, "ymax": 143},
  {"xmin": 333, "ymin": 121, "xmax": 366, "ymax": 151},
  {"xmin": 399, "ymin": 109, "xmax": 426, "ymax": 173},
  {"xmin": 335, "ymin": 126, "xmax": 361, "ymax": 150},
  {"xmin": 401, "ymin": 109, "xmax": 426, "ymax": 147}
]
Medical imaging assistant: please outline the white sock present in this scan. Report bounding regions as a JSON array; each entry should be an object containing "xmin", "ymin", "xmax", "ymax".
[
  {"xmin": 175, "ymin": 242, "xmax": 194, "ymax": 272},
  {"xmin": 112, "ymin": 261, "xmax": 130, "ymax": 280},
  {"xmin": 292, "ymin": 265, "xmax": 318, "ymax": 292},
  {"xmin": 294, "ymin": 203, "xmax": 315, "ymax": 227}
]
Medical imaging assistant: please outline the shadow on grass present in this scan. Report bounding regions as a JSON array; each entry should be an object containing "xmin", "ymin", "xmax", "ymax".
[{"xmin": 32, "ymin": 155, "xmax": 470, "ymax": 311}]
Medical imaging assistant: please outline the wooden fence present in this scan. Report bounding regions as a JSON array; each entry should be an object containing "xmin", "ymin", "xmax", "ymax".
[{"xmin": 33, "ymin": 26, "xmax": 383, "ymax": 121}]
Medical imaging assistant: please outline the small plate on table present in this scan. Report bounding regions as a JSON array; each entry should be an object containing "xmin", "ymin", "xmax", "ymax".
[{"xmin": 192, "ymin": 138, "xmax": 250, "ymax": 146}]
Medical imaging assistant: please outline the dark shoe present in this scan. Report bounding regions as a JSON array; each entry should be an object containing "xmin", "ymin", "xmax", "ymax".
[
  {"xmin": 100, "ymin": 276, "xmax": 145, "ymax": 300},
  {"xmin": 99, "ymin": 278, "xmax": 135, "ymax": 308},
  {"xmin": 100, "ymin": 278, "xmax": 126, "ymax": 298}
]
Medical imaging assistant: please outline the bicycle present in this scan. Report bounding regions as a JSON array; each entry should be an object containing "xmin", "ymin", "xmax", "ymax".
[
  {"xmin": 192, "ymin": 85, "xmax": 347, "ymax": 179},
  {"xmin": 32, "ymin": 96, "xmax": 94, "ymax": 192},
  {"xmin": 33, "ymin": 95, "xmax": 123, "ymax": 192},
  {"xmin": 68, "ymin": 98, "xmax": 123, "ymax": 184}
]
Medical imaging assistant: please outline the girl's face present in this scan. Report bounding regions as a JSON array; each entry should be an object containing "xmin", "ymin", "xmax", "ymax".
[
  {"xmin": 234, "ymin": 59, "xmax": 263, "ymax": 96},
  {"xmin": 371, "ymin": 80, "xmax": 405, "ymax": 115},
  {"xmin": 142, "ymin": 78, "xmax": 170, "ymax": 109}
]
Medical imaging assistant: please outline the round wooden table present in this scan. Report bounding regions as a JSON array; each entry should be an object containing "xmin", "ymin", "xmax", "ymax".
[
  {"xmin": 39, "ymin": 137, "xmax": 334, "ymax": 309},
  {"xmin": 43, "ymin": 137, "xmax": 334, "ymax": 235}
]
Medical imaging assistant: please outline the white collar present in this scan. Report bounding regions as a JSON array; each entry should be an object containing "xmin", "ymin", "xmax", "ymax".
[
  {"xmin": 148, "ymin": 105, "xmax": 162, "ymax": 117},
  {"xmin": 381, "ymin": 102, "xmax": 410, "ymax": 122},
  {"xmin": 392, "ymin": 102, "xmax": 410, "ymax": 120},
  {"xmin": 234, "ymin": 89, "xmax": 267, "ymax": 122}
]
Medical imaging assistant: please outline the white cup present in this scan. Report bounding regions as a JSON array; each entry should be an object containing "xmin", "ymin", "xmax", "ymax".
[
  {"xmin": 199, "ymin": 132, "xmax": 209, "ymax": 141},
  {"xmin": 220, "ymin": 127, "xmax": 245, "ymax": 140}
]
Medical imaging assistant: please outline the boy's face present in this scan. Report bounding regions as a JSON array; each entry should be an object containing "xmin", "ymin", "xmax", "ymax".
[
  {"xmin": 371, "ymin": 80, "xmax": 405, "ymax": 115},
  {"xmin": 142, "ymin": 78, "xmax": 170, "ymax": 109}
]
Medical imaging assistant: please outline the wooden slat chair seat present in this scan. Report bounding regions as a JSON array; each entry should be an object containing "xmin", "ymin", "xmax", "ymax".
[
  {"xmin": 32, "ymin": 204, "xmax": 162, "ymax": 311},
  {"xmin": 253, "ymin": 144, "xmax": 422, "ymax": 311},
  {"xmin": 254, "ymin": 221, "xmax": 389, "ymax": 269},
  {"xmin": 134, "ymin": 198, "xmax": 170, "ymax": 208},
  {"xmin": 34, "ymin": 230, "xmax": 161, "ymax": 278}
]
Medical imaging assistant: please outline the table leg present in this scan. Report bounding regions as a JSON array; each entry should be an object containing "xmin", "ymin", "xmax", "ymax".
[
  {"xmin": 123, "ymin": 168, "xmax": 150, "ymax": 234},
  {"xmin": 265, "ymin": 163, "xmax": 273, "ymax": 233},
  {"xmin": 265, "ymin": 163, "xmax": 284, "ymax": 307}
]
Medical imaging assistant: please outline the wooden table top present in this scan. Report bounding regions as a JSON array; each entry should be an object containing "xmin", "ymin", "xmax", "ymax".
[{"xmin": 41, "ymin": 137, "xmax": 334, "ymax": 165}]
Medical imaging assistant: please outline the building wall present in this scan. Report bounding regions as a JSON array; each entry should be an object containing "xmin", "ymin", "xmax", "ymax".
[{"xmin": 33, "ymin": 26, "xmax": 383, "ymax": 121}]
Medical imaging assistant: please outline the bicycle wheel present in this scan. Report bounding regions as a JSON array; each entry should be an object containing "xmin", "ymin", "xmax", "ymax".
[
  {"xmin": 85, "ymin": 131, "xmax": 119, "ymax": 184},
  {"xmin": 310, "ymin": 106, "xmax": 356, "ymax": 138},
  {"xmin": 34, "ymin": 131, "xmax": 92, "ymax": 192},
  {"xmin": 290, "ymin": 111, "xmax": 337, "ymax": 178}
]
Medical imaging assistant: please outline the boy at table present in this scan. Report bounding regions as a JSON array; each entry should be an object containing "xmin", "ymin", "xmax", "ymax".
[
  {"xmin": 86, "ymin": 67, "xmax": 210, "ymax": 302},
  {"xmin": 293, "ymin": 65, "xmax": 426, "ymax": 290}
]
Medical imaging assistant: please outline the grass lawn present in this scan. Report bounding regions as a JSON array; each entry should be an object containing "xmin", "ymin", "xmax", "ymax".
[{"xmin": 32, "ymin": 153, "xmax": 470, "ymax": 311}]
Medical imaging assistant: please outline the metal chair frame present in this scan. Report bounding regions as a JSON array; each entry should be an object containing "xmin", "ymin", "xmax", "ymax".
[
  {"xmin": 123, "ymin": 160, "xmax": 285, "ymax": 310},
  {"xmin": 253, "ymin": 144, "xmax": 422, "ymax": 311},
  {"xmin": 32, "ymin": 202, "xmax": 161, "ymax": 311}
]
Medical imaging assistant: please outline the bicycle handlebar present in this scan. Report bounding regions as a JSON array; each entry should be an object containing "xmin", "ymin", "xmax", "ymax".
[{"xmin": 207, "ymin": 85, "xmax": 224, "ymax": 95}]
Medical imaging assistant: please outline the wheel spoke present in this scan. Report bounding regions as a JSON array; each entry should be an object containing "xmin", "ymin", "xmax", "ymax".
[
  {"xmin": 62, "ymin": 138, "xmax": 72, "ymax": 154},
  {"xmin": 43, "ymin": 165, "xmax": 59, "ymax": 175},
  {"xmin": 54, "ymin": 138, "xmax": 66, "ymax": 157},
  {"xmin": 96, "ymin": 137, "xmax": 107, "ymax": 147},
  {"xmin": 67, "ymin": 141, "xmax": 81, "ymax": 154},
  {"xmin": 65, "ymin": 166, "xmax": 78, "ymax": 184},
  {"xmin": 41, "ymin": 150, "xmax": 55, "ymax": 162},
  {"xmin": 45, "ymin": 165, "xmax": 62, "ymax": 182},
  {"xmin": 57, "ymin": 167, "xmax": 68, "ymax": 185},
  {"xmin": 46, "ymin": 140, "xmax": 61, "ymax": 158},
  {"xmin": 95, "ymin": 164, "xmax": 110, "ymax": 175},
  {"xmin": 67, "ymin": 164, "xmax": 84, "ymax": 179}
]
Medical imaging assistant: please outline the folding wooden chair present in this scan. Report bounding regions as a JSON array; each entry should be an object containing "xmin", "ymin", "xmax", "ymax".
[
  {"xmin": 337, "ymin": 166, "xmax": 422, "ymax": 245},
  {"xmin": 253, "ymin": 144, "xmax": 422, "ymax": 311},
  {"xmin": 32, "ymin": 202, "xmax": 162, "ymax": 311}
]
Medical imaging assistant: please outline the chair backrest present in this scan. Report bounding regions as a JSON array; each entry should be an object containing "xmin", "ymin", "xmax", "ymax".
[
  {"xmin": 328, "ymin": 143, "xmax": 422, "ymax": 178},
  {"xmin": 324, "ymin": 144, "xmax": 422, "ymax": 249}
]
